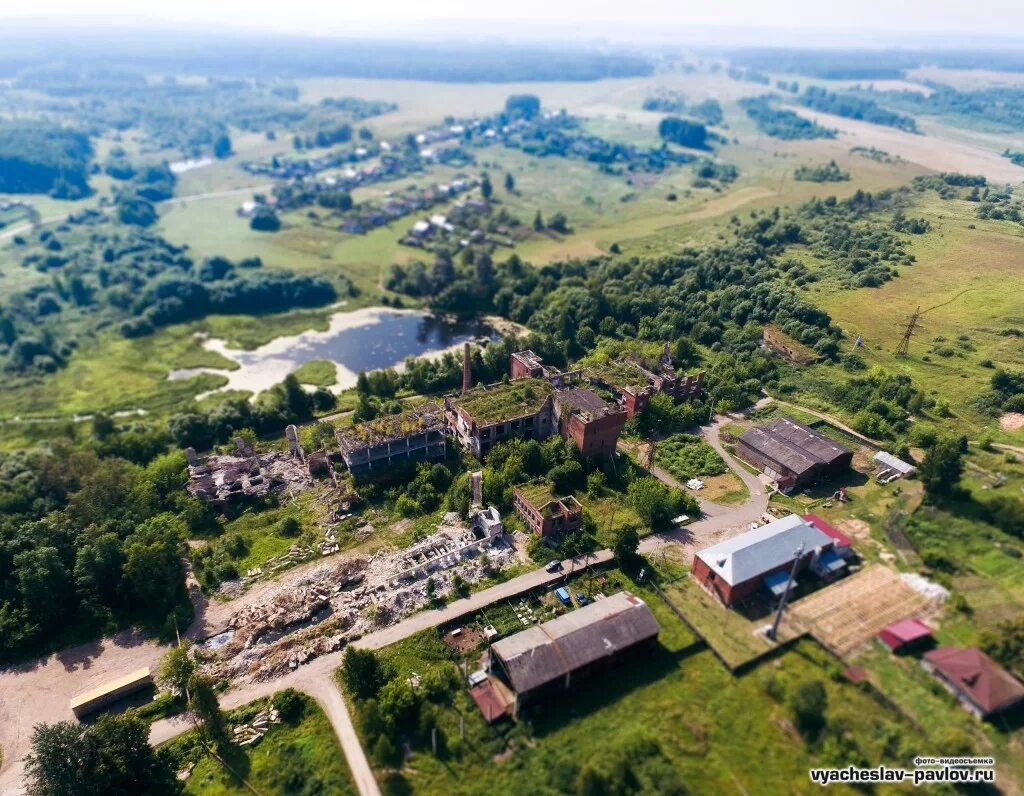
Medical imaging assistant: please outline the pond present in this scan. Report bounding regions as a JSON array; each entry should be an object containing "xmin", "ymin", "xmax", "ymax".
[{"xmin": 168, "ymin": 307, "xmax": 495, "ymax": 398}]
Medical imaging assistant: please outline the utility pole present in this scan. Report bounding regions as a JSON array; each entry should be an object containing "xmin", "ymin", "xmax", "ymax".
[
  {"xmin": 895, "ymin": 306, "xmax": 923, "ymax": 357},
  {"xmin": 767, "ymin": 543, "xmax": 803, "ymax": 641}
]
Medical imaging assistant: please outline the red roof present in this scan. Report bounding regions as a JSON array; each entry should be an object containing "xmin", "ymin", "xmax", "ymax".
[
  {"xmin": 924, "ymin": 647, "xmax": 1024, "ymax": 715},
  {"xmin": 803, "ymin": 514, "xmax": 853, "ymax": 548},
  {"xmin": 878, "ymin": 618, "xmax": 932, "ymax": 650},
  {"xmin": 469, "ymin": 681, "xmax": 508, "ymax": 723}
]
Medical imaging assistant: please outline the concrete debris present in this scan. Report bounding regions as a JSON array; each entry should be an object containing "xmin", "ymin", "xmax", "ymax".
[
  {"xmin": 199, "ymin": 517, "xmax": 517, "ymax": 684},
  {"xmin": 901, "ymin": 573, "xmax": 951, "ymax": 603},
  {"xmin": 186, "ymin": 448, "xmax": 313, "ymax": 510},
  {"xmin": 230, "ymin": 707, "xmax": 281, "ymax": 747}
]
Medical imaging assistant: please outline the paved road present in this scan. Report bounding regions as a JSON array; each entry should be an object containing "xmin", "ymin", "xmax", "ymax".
[{"xmin": 2, "ymin": 415, "xmax": 766, "ymax": 796}]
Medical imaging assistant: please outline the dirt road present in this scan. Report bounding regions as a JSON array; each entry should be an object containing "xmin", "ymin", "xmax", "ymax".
[{"xmin": 0, "ymin": 415, "xmax": 766, "ymax": 795}]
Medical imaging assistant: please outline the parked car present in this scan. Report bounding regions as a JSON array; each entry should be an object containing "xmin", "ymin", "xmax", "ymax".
[
  {"xmin": 545, "ymin": 560, "xmax": 563, "ymax": 573},
  {"xmin": 576, "ymin": 592, "xmax": 589, "ymax": 606},
  {"xmin": 555, "ymin": 587, "xmax": 571, "ymax": 606}
]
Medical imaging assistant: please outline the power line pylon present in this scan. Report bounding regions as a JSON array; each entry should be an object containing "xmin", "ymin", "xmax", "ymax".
[{"xmin": 895, "ymin": 306, "xmax": 923, "ymax": 357}]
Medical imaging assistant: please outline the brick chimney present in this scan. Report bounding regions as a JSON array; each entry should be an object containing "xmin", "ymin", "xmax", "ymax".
[{"xmin": 462, "ymin": 342, "xmax": 472, "ymax": 394}]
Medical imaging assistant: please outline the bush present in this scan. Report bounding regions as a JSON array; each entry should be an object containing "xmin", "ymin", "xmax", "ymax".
[
  {"xmin": 272, "ymin": 688, "xmax": 305, "ymax": 723},
  {"xmin": 789, "ymin": 680, "xmax": 827, "ymax": 737},
  {"xmin": 278, "ymin": 516, "xmax": 301, "ymax": 537}
]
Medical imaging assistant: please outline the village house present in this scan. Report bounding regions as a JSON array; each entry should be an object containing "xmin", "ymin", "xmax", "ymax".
[
  {"xmin": 336, "ymin": 403, "xmax": 447, "ymax": 476},
  {"xmin": 692, "ymin": 513, "xmax": 846, "ymax": 606},
  {"xmin": 487, "ymin": 591, "xmax": 660, "ymax": 718},
  {"xmin": 736, "ymin": 418, "xmax": 853, "ymax": 491},
  {"xmin": 512, "ymin": 481, "xmax": 583, "ymax": 538},
  {"xmin": 922, "ymin": 647, "xmax": 1024, "ymax": 721}
]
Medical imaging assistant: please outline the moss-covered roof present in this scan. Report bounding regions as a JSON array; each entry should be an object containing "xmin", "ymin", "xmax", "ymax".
[
  {"xmin": 336, "ymin": 402, "xmax": 444, "ymax": 452},
  {"xmin": 584, "ymin": 358, "xmax": 649, "ymax": 392},
  {"xmin": 451, "ymin": 378, "xmax": 553, "ymax": 425}
]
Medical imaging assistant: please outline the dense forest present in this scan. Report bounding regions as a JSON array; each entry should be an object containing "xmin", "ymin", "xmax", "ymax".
[
  {"xmin": 0, "ymin": 212, "xmax": 346, "ymax": 374},
  {"xmin": 0, "ymin": 32, "xmax": 653, "ymax": 83},
  {"xmin": 739, "ymin": 96, "xmax": 837, "ymax": 139},
  {"xmin": 0, "ymin": 122, "xmax": 93, "ymax": 197},
  {"xmin": 797, "ymin": 87, "xmax": 919, "ymax": 132},
  {"xmin": 877, "ymin": 84, "xmax": 1024, "ymax": 131},
  {"xmin": 726, "ymin": 47, "xmax": 1024, "ymax": 79}
]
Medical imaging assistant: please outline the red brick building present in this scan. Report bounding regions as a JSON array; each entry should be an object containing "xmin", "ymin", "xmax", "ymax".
[
  {"xmin": 512, "ymin": 483, "xmax": 583, "ymax": 538},
  {"xmin": 692, "ymin": 514, "xmax": 840, "ymax": 606},
  {"xmin": 552, "ymin": 388, "xmax": 626, "ymax": 459}
]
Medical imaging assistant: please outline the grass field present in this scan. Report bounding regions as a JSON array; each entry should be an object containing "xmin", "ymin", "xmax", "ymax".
[
  {"xmin": 813, "ymin": 193, "xmax": 1024, "ymax": 441},
  {"xmin": 346, "ymin": 571, "xmax": 929, "ymax": 796},
  {"xmin": 164, "ymin": 692, "xmax": 356, "ymax": 796}
]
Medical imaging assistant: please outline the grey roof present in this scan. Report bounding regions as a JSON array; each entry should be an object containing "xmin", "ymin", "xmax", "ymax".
[
  {"xmin": 553, "ymin": 388, "xmax": 619, "ymax": 420},
  {"xmin": 873, "ymin": 450, "xmax": 916, "ymax": 474},
  {"xmin": 695, "ymin": 514, "xmax": 834, "ymax": 586},
  {"xmin": 740, "ymin": 418, "xmax": 851, "ymax": 475},
  {"xmin": 491, "ymin": 591, "xmax": 660, "ymax": 694}
]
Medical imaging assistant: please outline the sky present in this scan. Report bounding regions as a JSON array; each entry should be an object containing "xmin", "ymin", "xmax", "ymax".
[{"xmin": 3, "ymin": 0, "xmax": 1024, "ymax": 44}]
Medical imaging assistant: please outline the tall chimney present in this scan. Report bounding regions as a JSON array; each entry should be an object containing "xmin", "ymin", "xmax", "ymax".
[{"xmin": 462, "ymin": 342, "xmax": 472, "ymax": 393}]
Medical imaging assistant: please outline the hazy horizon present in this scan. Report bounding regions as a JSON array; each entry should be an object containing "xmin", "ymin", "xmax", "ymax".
[{"xmin": 3, "ymin": 2, "xmax": 1024, "ymax": 49}]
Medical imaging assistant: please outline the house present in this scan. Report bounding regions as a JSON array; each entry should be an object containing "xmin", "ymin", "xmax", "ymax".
[
  {"xmin": 922, "ymin": 647, "xmax": 1024, "ymax": 720},
  {"xmin": 552, "ymin": 388, "xmax": 626, "ymax": 459},
  {"xmin": 692, "ymin": 513, "xmax": 840, "ymax": 606},
  {"xmin": 736, "ymin": 418, "xmax": 853, "ymax": 491},
  {"xmin": 513, "ymin": 482, "xmax": 583, "ymax": 538},
  {"xmin": 802, "ymin": 513, "xmax": 854, "ymax": 559},
  {"xmin": 489, "ymin": 591, "xmax": 660, "ymax": 716},
  {"xmin": 878, "ymin": 619, "xmax": 933, "ymax": 654},
  {"xmin": 444, "ymin": 378, "xmax": 555, "ymax": 459},
  {"xmin": 336, "ymin": 403, "xmax": 447, "ymax": 476}
]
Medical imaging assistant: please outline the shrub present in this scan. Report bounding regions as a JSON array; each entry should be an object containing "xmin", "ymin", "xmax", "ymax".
[{"xmin": 272, "ymin": 688, "xmax": 305, "ymax": 723}]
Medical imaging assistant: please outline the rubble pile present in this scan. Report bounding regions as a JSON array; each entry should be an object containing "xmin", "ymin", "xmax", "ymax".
[
  {"xmin": 231, "ymin": 706, "xmax": 281, "ymax": 747},
  {"xmin": 201, "ymin": 520, "xmax": 516, "ymax": 684},
  {"xmin": 185, "ymin": 440, "xmax": 313, "ymax": 510}
]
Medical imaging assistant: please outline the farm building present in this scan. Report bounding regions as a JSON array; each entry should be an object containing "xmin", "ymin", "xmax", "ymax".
[
  {"xmin": 444, "ymin": 378, "xmax": 556, "ymax": 458},
  {"xmin": 878, "ymin": 618, "xmax": 933, "ymax": 654},
  {"xmin": 692, "ymin": 513, "xmax": 845, "ymax": 606},
  {"xmin": 922, "ymin": 647, "xmax": 1024, "ymax": 720},
  {"xmin": 336, "ymin": 403, "xmax": 447, "ymax": 476},
  {"xmin": 70, "ymin": 668, "xmax": 154, "ymax": 719},
  {"xmin": 802, "ymin": 513, "xmax": 854, "ymax": 559},
  {"xmin": 551, "ymin": 387, "xmax": 627, "ymax": 459},
  {"xmin": 488, "ymin": 591, "xmax": 660, "ymax": 716},
  {"xmin": 512, "ymin": 481, "xmax": 583, "ymax": 538},
  {"xmin": 736, "ymin": 418, "xmax": 853, "ymax": 491}
]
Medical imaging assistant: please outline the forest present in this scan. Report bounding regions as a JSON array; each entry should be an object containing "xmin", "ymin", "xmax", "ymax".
[
  {"xmin": 797, "ymin": 87, "xmax": 919, "ymax": 132},
  {"xmin": 739, "ymin": 96, "xmax": 837, "ymax": 140},
  {"xmin": 0, "ymin": 32, "xmax": 654, "ymax": 83},
  {"xmin": 0, "ymin": 122, "xmax": 93, "ymax": 197},
  {"xmin": 0, "ymin": 213, "xmax": 345, "ymax": 374}
]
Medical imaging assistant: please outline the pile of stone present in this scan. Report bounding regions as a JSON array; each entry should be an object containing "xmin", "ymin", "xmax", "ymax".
[{"xmin": 231, "ymin": 707, "xmax": 281, "ymax": 747}]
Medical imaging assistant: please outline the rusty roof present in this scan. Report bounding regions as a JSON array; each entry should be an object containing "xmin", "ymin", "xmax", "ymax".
[{"xmin": 491, "ymin": 591, "xmax": 659, "ymax": 694}]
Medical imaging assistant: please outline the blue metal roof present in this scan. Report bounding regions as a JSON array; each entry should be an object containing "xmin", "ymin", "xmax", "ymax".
[{"xmin": 763, "ymin": 570, "xmax": 795, "ymax": 596}]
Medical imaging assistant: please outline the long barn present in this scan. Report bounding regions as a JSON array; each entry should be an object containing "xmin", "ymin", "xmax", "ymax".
[{"xmin": 488, "ymin": 591, "xmax": 660, "ymax": 716}]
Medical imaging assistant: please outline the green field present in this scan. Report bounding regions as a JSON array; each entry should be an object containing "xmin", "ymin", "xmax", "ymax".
[
  {"xmin": 162, "ymin": 693, "xmax": 356, "ymax": 796},
  {"xmin": 343, "ymin": 572, "xmax": 930, "ymax": 796}
]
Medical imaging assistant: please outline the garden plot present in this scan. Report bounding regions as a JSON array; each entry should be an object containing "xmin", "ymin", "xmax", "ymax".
[{"xmin": 781, "ymin": 565, "xmax": 933, "ymax": 657}]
